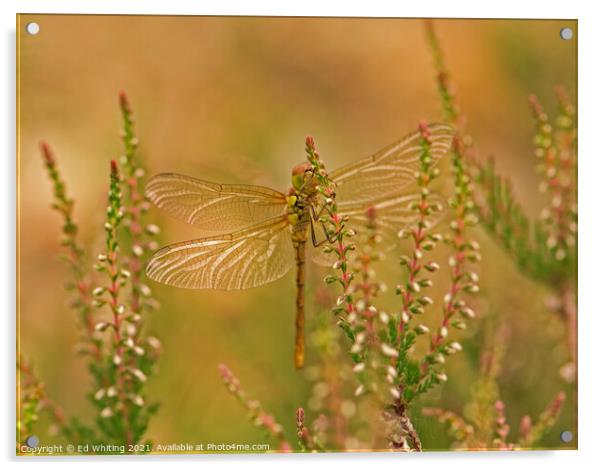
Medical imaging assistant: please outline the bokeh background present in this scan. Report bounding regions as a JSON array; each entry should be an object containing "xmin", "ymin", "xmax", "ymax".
[{"xmin": 18, "ymin": 15, "xmax": 577, "ymax": 451}]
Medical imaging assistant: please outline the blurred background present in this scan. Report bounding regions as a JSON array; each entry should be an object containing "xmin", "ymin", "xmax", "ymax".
[{"xmin": 18, "ymin": 15, "xmax": 576, "ymax": 451}]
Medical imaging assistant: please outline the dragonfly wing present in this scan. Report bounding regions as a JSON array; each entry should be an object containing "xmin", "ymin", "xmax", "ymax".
[
  {"xmin": 145, "ymin": 173, "xmax": 287, "ymax": 235},
  {"xmin": 344, "ymin": 191, "xmax": 447, "ymax": 246},
  {"xmin": 146, "ymin": 216, "xmax": 295, "ymax": 290},
  {"xmin": 311, "ymin": 123, "xmax": 453, "ymax": 267},
  {"xmin": 330, "ymin": 123, "xmax": 454, "ymax": 208},
  {"xmin": 311, "ymin": 191, "xmax": 447, "ymax": 266}
]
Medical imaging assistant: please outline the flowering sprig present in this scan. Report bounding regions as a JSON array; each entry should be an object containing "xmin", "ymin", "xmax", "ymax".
[
  {"xmin": 346, "ymin": 206, "xmax": 393, "ymax": 401},
  {"xmin": 218, "ymin": 364, "xmax": 292, "ymax": 452},
  {"xmin": 391, "ymin": 122, "xmax": 446, "ymax": 406},
  {"xmin": 529, "ymin": 92, "xmax": 577, "ymax": 265},
  {"xmin": 421, "ymin": 135, "xmax": 480, "ymax": 382},
  {"xmin": 40, "ymin": 142, "xmax": 101, "ymax": 362},
  {"xmin": 424, "ymin": 20, "xmax": 462, "ymax": 127},
  {"xmin": 296, "ymin": 408, "xmax": 324, "ymax": 452},
  {"xmin": 517, "ymin": 392, "xmax": 566, "ymax": 448},
  {"xmin": 305, "ymin": 136, "xmax": 358, "ymax": 354},
  {"xmin": 422, "ymin": 21, "xmax": 480, "ymax": 393},
  {"xmin": 92, "ymin": 161, "xmax": 160, "ymax": 446},
  {"xmin": 118, "ymin": 92, "xmax": 160, "ymax": 322}
]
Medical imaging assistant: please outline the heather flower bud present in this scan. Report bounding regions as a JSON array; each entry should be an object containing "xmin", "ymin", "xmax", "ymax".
[
  {"xmin": 145, "ymin": 224, "xmax": 160, "ymax": 235},
  {"xmin": 131, "ymin": 368, "xmax": 147, "ymax": 382},
  {"xmin": 425, "ymin": 262, "xmax": 440, "ymax": 272},
  {"xmin": 95, "ymin": 322, "xmax": 110, "ymax": 332},
  {"xmin": 132, "ymin": 395, "xmax": 144, "ymax": 407},
  {"xmin": 415, "ymin": 324, "xmax": 430, "ymax": 335},
  {"xmin": 93, "ymin": 287, "xmax": 105, "ymax": 296},
  {"xmin": 381, "ymin": 344, "xmax": 399, "ymax": 358},
  {"xmin": 460, "ymin": 307, "xmax": 475, "ymax": 319}
]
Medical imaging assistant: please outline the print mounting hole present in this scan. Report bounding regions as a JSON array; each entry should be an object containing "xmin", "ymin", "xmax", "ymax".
[
  {"xmin": 26, "ymin": 22, "xmax": 40, "ymax": 36},
  {"xmin": 560, "ymin": 27, "xmax": 573, "ymax": 41},
  {"xmin": 560, "ymin": 430, "xmax": 573, "ymax": 443}
]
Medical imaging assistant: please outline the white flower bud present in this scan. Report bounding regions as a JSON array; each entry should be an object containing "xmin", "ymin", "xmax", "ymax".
[
  {"xmin": 381, "ymin": 344, "xmax": 399, "ymax": 358},
  {"xmin": 147, "ymin": 336, "xmax": 161, "ymax": 349},
  {"xmin": 93, "ymin": 287, "xmax": 105, "ymax": 296},
  {"xmin": 131, "ymin": 368, "xmax": 147, "ymax": 382},
  {"xmin": 132, "ymin": 395, "xmax": 145, "ymax": 407},
  {"xmin": 146, "ymin": 224, "xmax": 160, "ymax": 235}
]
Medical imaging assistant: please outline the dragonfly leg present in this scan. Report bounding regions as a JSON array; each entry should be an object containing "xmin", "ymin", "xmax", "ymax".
[
  {"xmin": 311, "ymin": 202, "xmax": 331, "ymax": 222},
  {"xmin": 310, "ymin": 216, "xmax": 342, "ymax": 247}
]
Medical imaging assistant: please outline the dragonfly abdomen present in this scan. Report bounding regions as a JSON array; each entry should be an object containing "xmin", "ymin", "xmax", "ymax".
[{"xmin": 294, "ymin": 237, "xmax": 306, "ymax": 369}]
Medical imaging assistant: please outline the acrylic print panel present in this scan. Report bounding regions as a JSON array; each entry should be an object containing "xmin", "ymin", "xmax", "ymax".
[{"xmin": 16, "ymin": 15, "xmax": 577, "ymax": 455}]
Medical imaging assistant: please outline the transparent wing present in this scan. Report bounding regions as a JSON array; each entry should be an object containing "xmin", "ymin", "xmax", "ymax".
[
  {"xmin": 312, "ymin": 123, "xmax": 453, "ymax": 266},
  {"xmin": 145, "ymin": 173, "xmax": 287, "ymax": 235},
  {"xmin": 146, "ymin": 216, "xmax": 295, "ymax": 290},
  {"xmin": 343, "ymin": 191, "xmax": 447, "ymax": 246},
  {"xmin": 330, "ymin": 123, "xmax": 454, "ymax": 208},
  {"xmin": 311, "ymin": 191, "xmax": 447, "ymax": 266}
]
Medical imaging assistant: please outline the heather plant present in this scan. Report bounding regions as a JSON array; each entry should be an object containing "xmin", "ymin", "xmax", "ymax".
[
  {"xmin": 219, "ymin": 127, "xmax": 479, "ymax": 451},
  {"xmin": 424, "ymin": 20, "xmax": 577, "ymax": 383},
  {"xmin": 422, "ymin": 320, "xmax": 565, "ymax": 449},
  {"xmin": 218, "ymin": 23, "xmax": 574, "ymax": 454},
  {"xmin": 17, "ymin": 94, "xmax": 161, "ymax": 453}
]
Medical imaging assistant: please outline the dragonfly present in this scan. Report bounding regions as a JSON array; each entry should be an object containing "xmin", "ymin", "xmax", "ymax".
[{"xmin": 144, "ymin": 123, "xmax": 453, "ymax": 368}]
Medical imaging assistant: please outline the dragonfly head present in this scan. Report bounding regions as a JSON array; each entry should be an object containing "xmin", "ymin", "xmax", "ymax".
[{"xmin": 291, "ymin": 162, "xmax": 314, "ymax": 192}]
